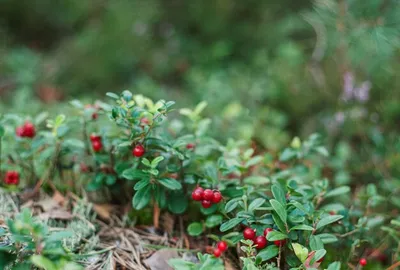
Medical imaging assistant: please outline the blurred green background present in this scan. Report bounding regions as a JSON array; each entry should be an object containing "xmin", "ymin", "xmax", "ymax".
[{"xmin": 0, "ymin": 0, "xmax": 399, "ymax": 155}]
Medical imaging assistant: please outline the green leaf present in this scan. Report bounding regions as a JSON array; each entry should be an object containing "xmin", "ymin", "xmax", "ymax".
[
  {"xmin": 132, "ymin": 185, "xmax": 152, "ymax": 210},
  {"xmin": 327, "ymin": 262, "xmax": 341, "ymax": 270},
  {"xmin": 55, "ymin": 114, "xmax": 66, "ymax": 126},
  {"xmin": 272, "ymin": 212, "xmax": 286, "ymax": 233},
  {"xmin": 315, "ymin": 146, "xmax": 329, "ymax": 157},
  {"xmin": 256, "ymin": 245, "xmax": 279, "ymax": 262},
  {"xmin": 245, "ymin": 156, "xmax": 263, "ymax": 168},
  {"xmin": 46, "ymin": 231, "xmax": 73, "ymax": 242},
  {"xmin": 266, "ymin": 231, "xmax": 288, "ymax": 241},
  {"xmin": 167, "ymin": 191, "xmax": 188, "ymax": 214},
  {"xmin": 0, "ymin": 125, "xmax": 5, "ymax": 137},
  {"xmin": 106, "ymin": 92, "xmax": 120, "ymax": 99},
  {"xmin": 290, "ymin": 201, "xmax": 309, "ymax": 215},
  {"xmin": 31, "ymin": 255, "xmax": 56, "ymax": 270},
  {"xmin": 244, "ymin": 176, "xmax": 270, "ymax": 185},
  {"xmin": 151, "ymin": 156, "xmax": 164, "ymax": 167},
  {"xmin": 290, "ymin": 224, "xmax": 314, "ymax": 231},
  {"xmin": 310, "ymin": 249, "xmax": 326, "ymax": 265},
  {"xmin": 279, "ymin": 148, "xmax": 297, "ymax": 161},
  {"xmin": 168, "ymin": 259, "xmax": 195, "ymax": 270},
  {"xmin": 272, "ymin": 183, "xmax": 286, "ymax": 205},
  {"xmin": 134, "ymin": 179, "xmax": 150, "ymax": 190},
  {"xmin": 220, "ymin": 218, "xmax": 244, "ymax": 232},
  {"xmin": 317, "ymin": 233, "xmax": 338, "ymax": 244},
  {"xmin": 122, "ymin": 168, "xmax": 148, "ymax": 180},
  {"xmin": 187, "ymin": 222, "xmax": 203, "ymax": 236},
  {"xmin": 70, "ymin": 99, "xmax": 84, "ymax": 108},
  {"xmin": 248, "ymin": 198, "xmax": 266, "ymax": 212},
  {"xmin": 105, "ymin": 175, "xmax": 116, "ymax": 185},
  {"xmin": 270, "ymin": 199, "xmax": 287, "ymax": 224},
  {"xmin": 316, "ymin": 215, "xmax": 343, "ymax": 230},
  {"xmin": 158, "ymin": 178, "xmax": 182, "ymax": 190},
  {"xmin": 225, "ymin": 200, "xmax": 239, "ymax": 213},
  {"xmin": 324, "ymin": 186, "xmax": 350, "ymax": 199},
  {"xmin": 309, "ymin": 235, "xmax": 324, "ymax": 251},
  {"xmin": 292, "ymin": 243, "xmax": 308, "ymax": 263},
  {"xmin": 142, "ymin": 158, "xmax": 151, "ymax": 167},
  {"xmin": 205, "ymin": 215, "xmax": 223, "ymax": 228}
]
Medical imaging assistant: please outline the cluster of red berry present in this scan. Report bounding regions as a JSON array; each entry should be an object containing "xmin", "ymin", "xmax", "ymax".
[
  {"xmin": 4, "ymin": 171, "xmax": 19, "ymax": 185},
  {"xmin": 243, "ymin": 227, "xmax": 286, "ymax": 250},
  {"xmin": 191, "ymin": 187, "xmax": 222, "ymax": 208},
  {"xmin": 90, "ymin": 134, "xmax": 103, "ymax": 152},
  {"xmin": 15, "ymin": 122, "xmax": 36, "ymax": 138},
  {"xmin": 213, "ymin": 241, "xmax": 228, "ymax": 258}
]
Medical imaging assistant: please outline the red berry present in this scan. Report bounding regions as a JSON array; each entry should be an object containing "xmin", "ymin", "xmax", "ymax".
[
  {"xmin": 80, "ymin": 163, "xmax": 89, "ymax": 172},
  {"xmin": 201, "ymin": 200, "xmax": 212, "ymax": 208},
  {"xmin": 186, "ymin": 143, "xmax": 195, "ymax": 150},
  {"xmin": 90, "ymin": 134, "xmax": 101, "ymax": 142},
  {"xmin": 254, "ymin": 236, "xmax": 267, "ymax": 249},
  {"xmin": 191, "ymin": 190, "xmax": 203, "ymax": 201},
  {"xmin": 4, "ymin": 171, "xmax": 19, "ymax": 185},
  {"xmin": 92, "ymin": 140, "xmax": 102, "ymax": 152},
  {"xmin": 212, "ymin": 191, "xmax": 222, "ymax": 203},
  {"xmin": 132, "ymin": 145, "xmax": 145, "ymax": 157},
  {"xmin": 217, "ymin": 241, "xmax": 228, "ymax": 252},
  {"xmin": 16, "ymin": 126, "xmax": 24, "ymax": 137},
  {"xmin": 92, "ymin": 112, "xmax": 98, "ymax": 120},
  {"xmin": 23, "ymin": 122, "xmax": 36, "ymax": 138},
  {"xmin": 263, "ymin": 228, "xmax": 273, "ymax": 237},
  {"xmin": 359, "ymin": 258, "xmax": 367, "ymax": 266},
  {"xmin": 274, "ymin": 239, "xmax": 286, "ymax": 247},
  {"xmin": 203, "ymin": 189, "xmax": 214, "ymax": 200},
  {"xmin": 243, "ymin": 227, "xmax": 256, "ymax": 240},
  {"xmin": 140, "ymin": 118, "xmax": 150, "ymax": 125},
  {"xmin": 213, "ymin": 248, "xmax": 222, "ymax": 257},
  {"xmin": 329, "ymin": 211, "xmax": 336, "ymax": 215},
  {"xmin": 169, "ymin": 173, "xmax": 178, "ymax": 179},
  {"xmin": 317, "ymin": 257, "xmax": 324, "ymax": 263}
]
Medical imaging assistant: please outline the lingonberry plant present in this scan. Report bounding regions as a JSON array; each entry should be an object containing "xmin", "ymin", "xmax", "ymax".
[
  {"xmin": 0, "ymin": 91, "xmax": 398, "ymax": 269},
  {"xmin": 0, "ymin": 208, "xmax": 83, "ymax": 269}
]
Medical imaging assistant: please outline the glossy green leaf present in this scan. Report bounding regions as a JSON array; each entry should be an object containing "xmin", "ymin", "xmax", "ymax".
[
  {"xmin": 316, "ymin": 215, "xmax": 343, "ymax": 230},
  {"xmin": 205, "ymin": 215, "xmax": 223, "ymax": 228},
  {"xmin": 158, "ymin": 178, "xmax": 182, "ymax": 190},
  {"xmin": 132, "ymin": 185, "xmax": 152, "ymax": 210},
  {"xmin": 220, "ymin": 218, "xmax": 244, "ymax": 232},
  {"xmin": 324, "ymin": 186, "xmax": 350, "ymax": 199},
  {"xmin": 270, "ymin": 199, "xmax": 287, "ymax": 224},
  {"xmin": 134, "ymin": 179, "xmax": 150, "ymax": 190},
  {"xmin": 248, "ymin": 198, "xmax": 266, "ymax": 212},
  {"xmin": 272, "ymin": 183, "xmax": 286, "ymax": 205},
  {"xmin": 256, "ymin": 245, "xmax": 279, "ymax": 262},
  {"xmin": 266, "ymin": 231, "xmax": 288, "ymax": 241},
  {"xmin": 187, "ymin": 222, "xmax": 203, "ymax": 236}
]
